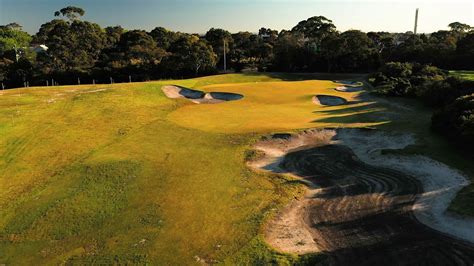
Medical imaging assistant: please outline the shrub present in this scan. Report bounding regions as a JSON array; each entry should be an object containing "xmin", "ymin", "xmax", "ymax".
[{"xmin": 432, "ymin": 93, "xmax": 474, "ymax": 148}]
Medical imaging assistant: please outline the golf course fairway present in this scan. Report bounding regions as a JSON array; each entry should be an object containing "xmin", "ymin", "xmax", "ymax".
[{"xmin": 0, "ymin": 73, "xmax": 473, "ymax": 265}]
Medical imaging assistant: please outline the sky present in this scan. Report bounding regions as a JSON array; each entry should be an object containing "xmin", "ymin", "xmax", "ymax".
[{"xmin": 1, "ymin": 0, "xmax": 473, "ymax": 34}]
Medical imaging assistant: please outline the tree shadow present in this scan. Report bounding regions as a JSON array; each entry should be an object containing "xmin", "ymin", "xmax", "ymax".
[{"xmin": 240, "ymin": 72, "xmax": 368, "ymax": 82}]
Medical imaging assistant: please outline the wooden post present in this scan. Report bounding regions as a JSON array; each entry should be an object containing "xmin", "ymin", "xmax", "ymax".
[
  {"xmin": 93, "ymin": 79, "xmax": 95, "ymax": 85},
  {"xmin": 52, "ymin": 79, "xmax": 54, "ymax": 87},
  {"xmin": 110, "ymin": 77, "xmax": 113, "ymax": 84},
  {"xmin": 129, "ymin": 75, "xmax": 132, "ymax": 83},
  {"xmin": 46, "ymin": 80, "xmax": 49, "ymax": 87},
  {"xmin": 78, "ymin": 77, "xmax": 81, "ymax": 85},
  {"xmin": 1, "ymin": 83, "xmax": 4, "ymax": 90}
]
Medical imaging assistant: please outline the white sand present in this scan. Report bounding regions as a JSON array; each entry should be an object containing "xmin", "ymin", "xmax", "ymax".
[{"xmin": 335, "ymin": 129, "xmax": 474, "ymax": 243}]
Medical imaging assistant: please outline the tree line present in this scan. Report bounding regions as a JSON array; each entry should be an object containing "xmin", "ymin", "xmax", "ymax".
[
  {"xmin": 370, "ymin": 62, "xmax": 474, "ymax": 150},
  {"xmin": 1, "ymin": 6, "xmax": 474, "ymax": 88}
]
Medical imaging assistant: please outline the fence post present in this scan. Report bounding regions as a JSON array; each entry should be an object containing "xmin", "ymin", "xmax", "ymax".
[
  {"xmin": 110, "ymin": 77, "xmax": 113, "ymax": 84},
  {"xmin": 129, "ymin": 75, "xmax": 132, "ymax": 83},
  {"xmin": 1, "ymin": 83, "xmax": 4, "ymax": 90},
  {"xmin": 52, "ymin": 79, "xmax": 54, "ymax": 87},
  {"xmin": 46, "ymin": 80, "xmax": 49, "ymax": 87},
  {"xmin": 78, "ymin": 77, "xmax": 81, "ymax": 85},
  {"xmin": 93, "ymin": 79, "xmax": 95, "ymax": 85}
]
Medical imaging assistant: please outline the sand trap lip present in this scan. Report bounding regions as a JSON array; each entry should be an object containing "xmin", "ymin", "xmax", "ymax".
[
  {"xmin": 335, "ymin": 86, "xmax": 364, "ymax": 92},
  {"xmin": 162, "ymin": 85, "xmax": 243, "ymax": 104},
  {"xmin": 312, "ymin": 95, "xmax": 347, "ymax": 106},
  {"xmin": 162, "ymin": 85, "xmax": 205, "ymax": 99}
]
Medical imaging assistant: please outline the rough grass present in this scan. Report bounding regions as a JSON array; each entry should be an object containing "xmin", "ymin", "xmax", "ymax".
[
  {"xmin": 0, "ymin": 72, "xmax": 472, "ymax": 264},
  {"xmin": 450, "ymin": 70, "xmax": 474, "ymax": 81}
]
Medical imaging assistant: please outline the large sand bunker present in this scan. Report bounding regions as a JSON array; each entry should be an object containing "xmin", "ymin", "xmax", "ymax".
[
  {"xmin": 161, "ymin": 85, "xmax": 243, "ymax": 104},
  {"xmin": 248, "ymin": 129, "xmax": 474, "ymax": 264},
  {"xmin": 312, "ymin": 95, "xmax": 347, "ymax": 106}
]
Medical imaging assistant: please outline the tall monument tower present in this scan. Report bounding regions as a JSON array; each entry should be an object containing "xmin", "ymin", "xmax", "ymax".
[{"xmin": 414, "ymin": 8, "xmax": 419, "ymax": 34}]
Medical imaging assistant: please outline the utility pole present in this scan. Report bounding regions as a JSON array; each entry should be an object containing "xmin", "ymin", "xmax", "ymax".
[
  {"xmin": 223, "ymin": 39, "xmax": 227, "ymax": 73},
  {"xmin": 414, "ymin": 8, "xmax": 419, "ymax": 34},
  {"xmin": 13, "ymin": 45, "xmax": 19, "ymax": 62}
]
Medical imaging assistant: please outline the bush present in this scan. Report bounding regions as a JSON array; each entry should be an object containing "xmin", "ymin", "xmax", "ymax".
[{"xmin": 432, "ymin": 93, "xmax": 474, "ymax": 148}]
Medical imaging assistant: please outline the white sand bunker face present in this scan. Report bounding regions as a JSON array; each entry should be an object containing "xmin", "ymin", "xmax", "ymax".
[
  {"xmin": 161, "ymin": 85, "xmax": 205, "ymax": 99},
  {"xmin": 312, "ymin": 95, "xmax": 347, "ymax": 106},
  {"xmin": 335, "ymin": 86, "xmax": 364, "ymax": 92},
  {"xmin": 161, "ymin": 85, "xmax": 243, "ymax": 104}
]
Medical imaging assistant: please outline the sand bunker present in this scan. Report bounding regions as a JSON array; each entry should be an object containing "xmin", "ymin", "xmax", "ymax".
[
  {"xmin": 248, "ymin": 129, "xmax": 474, "ymax": 263},
  {"xmin": 161, "ymin": 85, "xmax": 243, "ymax": 104},
  {"xmin": 161, "ymin": 85, "xmax": 205, "ymax": 99},
  {"xmin": 335, "ymin": 86, "xmax": 364, "ymax": 92},
  {"xmin": 312, "ymin": 95, "xmax": 347, "ymax": 106}
]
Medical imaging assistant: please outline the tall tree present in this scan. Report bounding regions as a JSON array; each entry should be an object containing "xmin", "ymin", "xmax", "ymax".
[
  {"xmin": 448, "ymin": 22, "xmax": 472, "ymax": 33},
  {"xmin": 165, "ymin": 35, "xmax": 216, "ymax": 76},
  {"xmin": 34, "ymin": 18, "xmax": 106, "ymax": 73},
  {"xmin": 54, "ymin": 6, "xmax": 85, "ymax": 22},
  {"xmin": 291, "ymin": 16, "xmax": 336, "ymax": 41},
  {"xmin": 205, "ymin": 28, "xmax": 233, "ymax": 69}
]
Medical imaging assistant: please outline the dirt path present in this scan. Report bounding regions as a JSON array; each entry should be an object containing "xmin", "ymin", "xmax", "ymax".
[{"xmin": 250, "ymin": 129, "xmax": 474, "ymax": 265}]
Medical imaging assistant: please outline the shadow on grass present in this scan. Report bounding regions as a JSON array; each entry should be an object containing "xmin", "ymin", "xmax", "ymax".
[
  {"xmin": 241, "ymin": 72, "xmax": 368, "ymax": 82},
  {"xmin": 312, "ymin": 108, "xmax": 389, "ymax": 126},
  {"xmin": 313, "ymin": 102, "xmax": 380, "ymax": 116}
]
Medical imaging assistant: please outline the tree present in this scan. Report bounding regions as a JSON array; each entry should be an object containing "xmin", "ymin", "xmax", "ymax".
[
  {"xmin": 455, "ymin": 33, "xmax": 474, "ymax": 69},
  {"xmin": 0, "ymin": 23, "xmax": 32, "ymax": 66},
  {"xmin": 338, "ymin": 30, "xmax": 377, "ymax": 71},
  {"xmin": 291, "ymin": 16, "xmax": 336, "ymax": 41},
  {"xmin": 104, "ymin": 26, "xmax": 124, "ymax": 48},
  {"xmin": 432, "ymin": 93, "xmax": 474, "ymax": 148},
  {"xmin": 54, "ymin": 6, "xmax": 85, "ymax": 21},
  {"xmin": 149, "ymin": 27, "xmax": 180, "ymax": 50},
  {"xmin": 205, "ymin": 28, "xmax": 233, "ymax": 69},
  {"xmin": 34, "ymin": 19, "xmax": 106, "ymax": 74},
  {"xmin": 4, "ymin": 22, "xmax": 22, "ymax": 31},
  {"xmin": 448, "ymin": 22, "xmax": 472, "ymax": 33},
  {"xmin": 109, "ymin": 30, "xmax": 167, "ymax": 67},
  {"xmin": 165, "ymin": 35, "xmax": 216, "ymax": 76},
  {"xmin": 273, "ymin": 31, "xmax": 306, "ymax": 71}
]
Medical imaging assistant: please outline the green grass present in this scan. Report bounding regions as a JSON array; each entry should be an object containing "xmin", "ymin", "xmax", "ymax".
[
  {"xmin": 449, "ymin": 70, "xmax": 474, "ymax": 81},
  {"xmin": 0, "ymin": 72, "xmax": 472, "ymax": 265}
]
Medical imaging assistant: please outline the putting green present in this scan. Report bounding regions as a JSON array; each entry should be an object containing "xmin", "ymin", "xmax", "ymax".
[{"xmin": 168, "ymin": 80, "xmax": 383, "ymax": 133}]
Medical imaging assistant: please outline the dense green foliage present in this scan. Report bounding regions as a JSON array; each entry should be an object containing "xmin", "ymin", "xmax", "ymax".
[
  {"xmin": 432, "ymin": 94, "xmax": 474, "ymax": 148},
  {"xmin": 371, "ymin": 62, "xmax": 474, "ymax": 150},
  {"xmin": 0, "ymin": 6, "xmax": 473, "ymax": 89}
]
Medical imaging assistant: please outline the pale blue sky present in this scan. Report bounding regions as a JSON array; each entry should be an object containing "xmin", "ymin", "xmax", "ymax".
[{"xmin": 1, "ymin": 0, "xmax": 473, "ymax": 34}]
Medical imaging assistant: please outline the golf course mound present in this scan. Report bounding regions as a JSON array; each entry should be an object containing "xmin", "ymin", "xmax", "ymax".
[
  {"xmin": 248, "ymin": 128, "xmax": 474, "ymax": 264},
  {"xmin": 162, "ymin": 85, "xmax": 243, "ymax": 104},
  {"xmin": 312, "ymin": 95, "xmax": 347, "ymax": 106}
]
